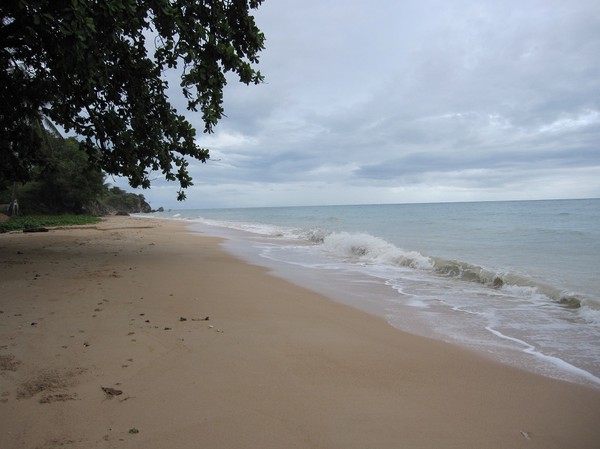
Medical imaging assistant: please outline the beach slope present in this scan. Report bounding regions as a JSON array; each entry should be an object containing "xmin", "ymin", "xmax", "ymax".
[{"xmin": 1, "ymin": 216, "xmax": 599, "ymax": 449}]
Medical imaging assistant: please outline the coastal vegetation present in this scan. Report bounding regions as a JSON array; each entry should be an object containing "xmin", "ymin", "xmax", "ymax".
[
  {"xmin": 1, "ymin": 0, "xmax": 265, "ymax": 201},
  {"xmin": 0, "ymin": 214, "xmax": 100, "ymax": 233},
  {"xmin": 0, "ymin": 129, "xmax": 153, "ymax": 217}
]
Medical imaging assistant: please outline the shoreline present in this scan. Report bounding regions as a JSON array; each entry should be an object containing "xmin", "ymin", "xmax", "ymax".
[
  {"xmin": 1, "ymin": 216, "xmax": 599, "ymax": 448},
  {"xmin": 188, "ymin": 218, "xmax": 600, "ymax": 389}
]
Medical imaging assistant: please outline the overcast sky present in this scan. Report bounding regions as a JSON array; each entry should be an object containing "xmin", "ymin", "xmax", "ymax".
[{"xmin": 117, "ymin": 0, "xmax": 600, "ymax": 209}]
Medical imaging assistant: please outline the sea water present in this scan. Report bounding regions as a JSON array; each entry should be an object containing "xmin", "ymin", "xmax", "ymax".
[{"xmin": 145, "ymin": 199, "xmax": 600, "ymax": 388}]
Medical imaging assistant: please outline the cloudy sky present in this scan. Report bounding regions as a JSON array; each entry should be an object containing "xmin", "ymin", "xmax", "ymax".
[{"xmin": 117, "ymin": 0, "xmax": 600, "ymax": 209}]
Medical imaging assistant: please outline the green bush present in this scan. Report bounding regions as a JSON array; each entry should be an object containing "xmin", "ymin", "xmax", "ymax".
[
  {"xmin": 2, "ymin": 133, "xmax": 153, "ymax": 215},
  {"xmin": 0, "ymin": 215, "xmax": 101, "ymax": 233}
]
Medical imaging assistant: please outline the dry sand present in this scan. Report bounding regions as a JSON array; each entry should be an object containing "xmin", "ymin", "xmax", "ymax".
[{"xmin": 1, "ymin": 216, "xmax": 599, "ymax": 449}]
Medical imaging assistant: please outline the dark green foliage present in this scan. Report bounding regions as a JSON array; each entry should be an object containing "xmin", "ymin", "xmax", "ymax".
[
  {"xmin": 3, "ymin": 135, "xmax": 105, "ymax": 214},
  {"xmin": 1, "ymin": 0, "xmax": 265, "ymax": 200},
  {"xmin": 35, "ymin": 136, "xmax": 105, "ymax": 213},
  {"xmin": 0, "ymin": 130, "xmax": 152, "ymax": 215},
  {"xmin": 0, "ymin": 215, "xmax": 101, "ymax": 233},
  {"xmin": 102, "ymin": 186, "xmax": 152, "ymax": 214}
]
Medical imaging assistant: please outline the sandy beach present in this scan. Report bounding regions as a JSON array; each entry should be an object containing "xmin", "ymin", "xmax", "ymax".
[{"xmin": 1, "ymin": 216, "xmax": 599, "ymax": 449}]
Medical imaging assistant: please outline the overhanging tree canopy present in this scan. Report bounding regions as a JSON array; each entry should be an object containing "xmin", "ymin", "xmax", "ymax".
[{"xmin": 1, "ymin": 0, "xmax": 265, "ymax": 199}]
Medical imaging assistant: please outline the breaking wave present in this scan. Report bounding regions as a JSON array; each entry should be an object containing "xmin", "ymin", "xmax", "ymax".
[
  {"xmin": 302, "ymin": 229, "xmax": 598, "ymax": 320},
  {"xmin": 314, "ymin": 231, "xmax": 434, "ymax": 270}
]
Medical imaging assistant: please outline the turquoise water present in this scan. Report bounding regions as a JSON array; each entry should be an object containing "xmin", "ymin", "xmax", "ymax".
[{"xmin": 145, "ymin": 199, "xmax": 600, "ymax": 387}]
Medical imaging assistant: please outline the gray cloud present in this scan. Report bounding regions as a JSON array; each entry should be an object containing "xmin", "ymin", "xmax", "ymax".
[{"xmin": 118, "ymin": 0, "xmax": 600, "ymax": 208}]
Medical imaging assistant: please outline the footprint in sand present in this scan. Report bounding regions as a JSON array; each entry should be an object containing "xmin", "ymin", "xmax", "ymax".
[
  {"xmin": 0, "ymin": 354, "xmax": 21, "ymax": 372},
  {"xmin": 17, "ymin": 367, "xmax": 85, "ymax": 403}
]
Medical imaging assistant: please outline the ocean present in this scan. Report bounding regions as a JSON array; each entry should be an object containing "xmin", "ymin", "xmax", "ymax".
[{"xmin": 144, "ymin": 198, "xmax": 600, "ymax": 388}]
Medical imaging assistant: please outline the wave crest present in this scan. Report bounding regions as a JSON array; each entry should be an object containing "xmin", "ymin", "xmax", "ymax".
[
  {"xmin": 432, "ymin": 258, "xmax": 505, "ymax": 288},
  {"xmin": 307, "ymin": 231, "xmax": 592, "ymax": 314},
  {"xmin": 318, "ymin": 231, "xmax": 434, "ymax": 270}
]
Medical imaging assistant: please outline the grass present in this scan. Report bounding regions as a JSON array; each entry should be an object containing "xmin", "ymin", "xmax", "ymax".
[{"xmin": 0, "ymin": 215, "xmax": 101, "ymax": 233}]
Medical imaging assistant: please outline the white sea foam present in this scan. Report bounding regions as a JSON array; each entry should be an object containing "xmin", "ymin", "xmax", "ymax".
[
  {"xmin": 579, "ymin": 301, "xmax": 600, "ymax": 325},
  {"xmin": 501, "ymin": 284, "xmax": 540, "ymax": 297},
  {"xmin": 193, "ymin": 216, "xmax": 297, "ymax": 239},
  {"xmin": 320, "ymin": 232, "xmax": 434, "ymax": 270},
  {"xmin": 485, "ymin": 326, "xmax": 600, "ymax": 387}
]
